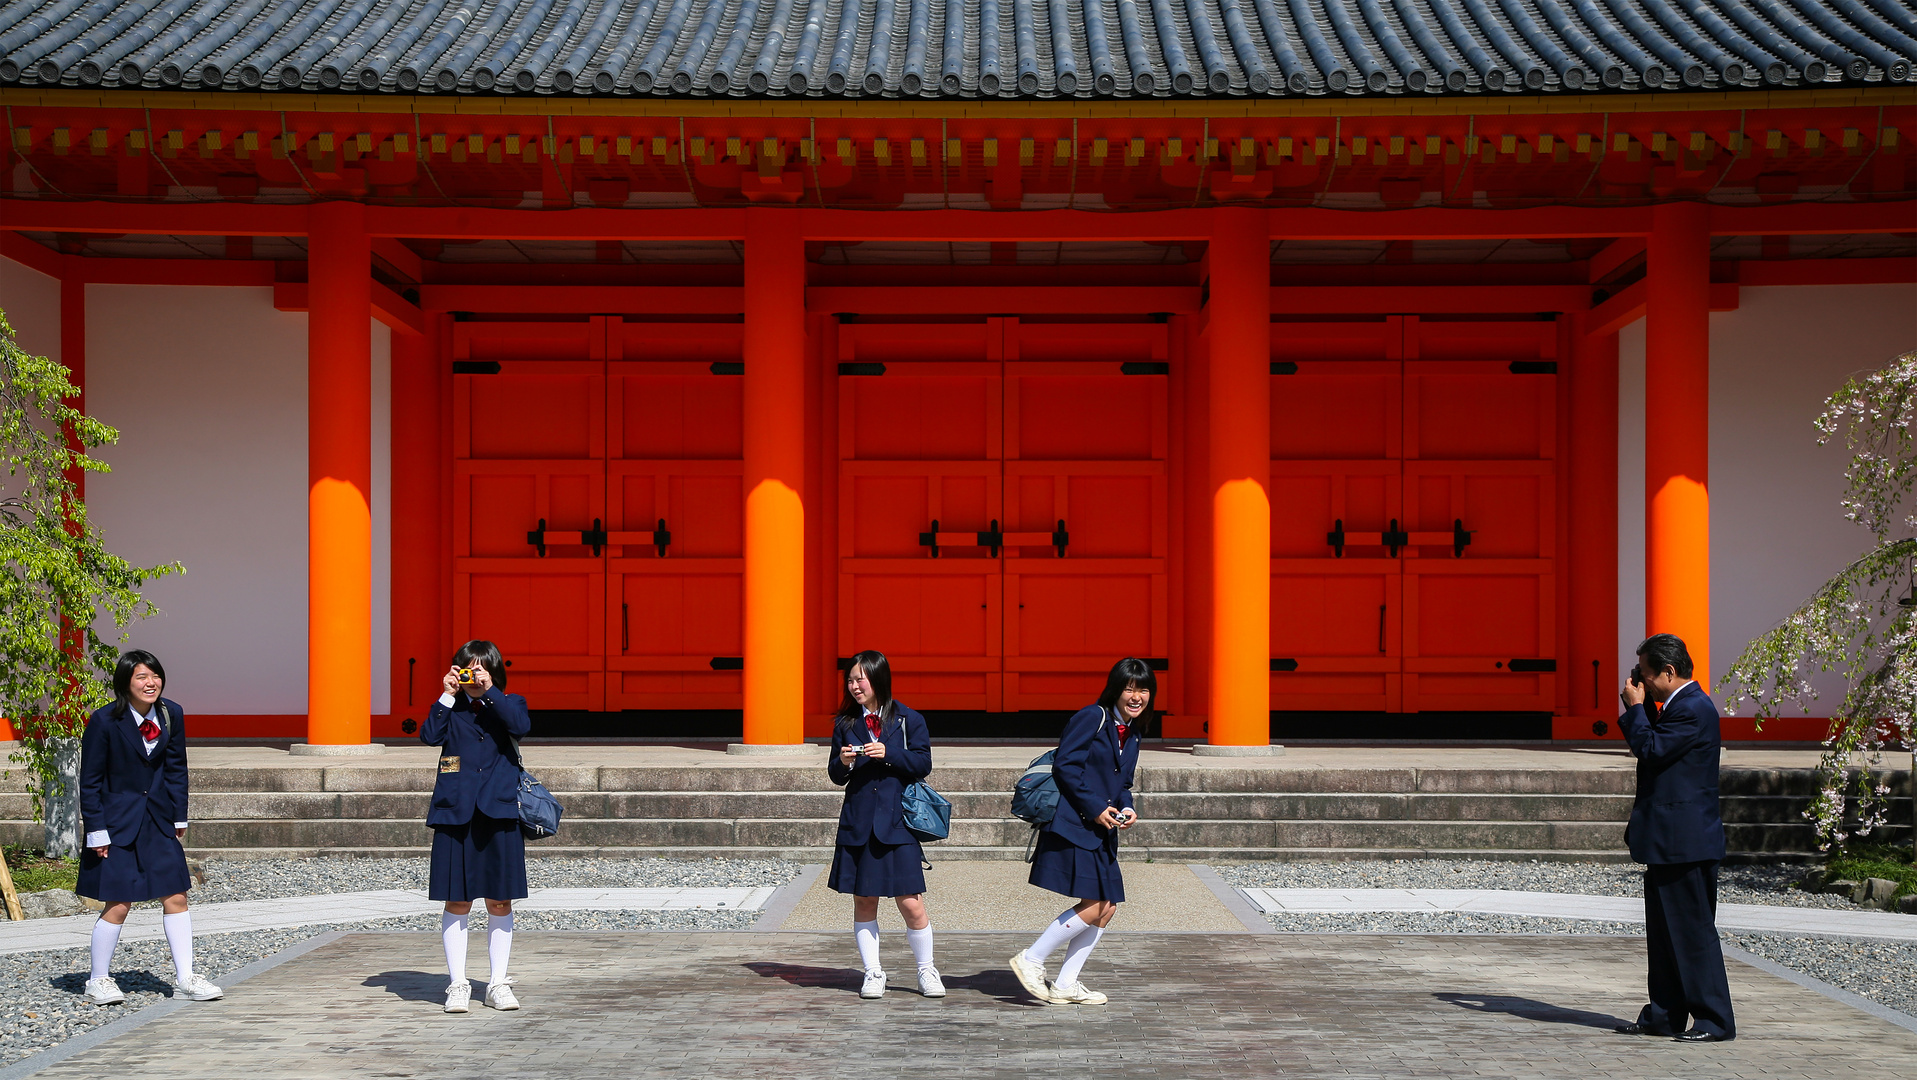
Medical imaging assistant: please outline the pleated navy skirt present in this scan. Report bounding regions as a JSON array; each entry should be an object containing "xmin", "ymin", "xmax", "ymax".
[
  {"xmin": 1028, "ymin": 830, "xmax": 1125, "ymax": 903},
  {"xmin": 428, "ymin": 813, "xmax": 528, "ymax": 903},
  {"xmin": 828, "ymin": 838, "xmax": 927, "ymax": 897},
  {"xmin": 77, "ymin": 816, "xmax": 191, "ymax": 903}
]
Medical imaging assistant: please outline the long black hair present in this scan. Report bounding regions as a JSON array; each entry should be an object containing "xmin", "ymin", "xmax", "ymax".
[
  {"xmin": 112, "ymin": 650, "xmax": 166, "ymax": 715},
  {"xmin": 1096, "ymin": 657, "xmax": 1159, "ymax": 735},
  {"xmin": 835, "ymin": 649, "xmax": 895, "ymax": 737},
  {"xmin": 452, "ymin": 639, "xmax": 508, "ymax": 691}
]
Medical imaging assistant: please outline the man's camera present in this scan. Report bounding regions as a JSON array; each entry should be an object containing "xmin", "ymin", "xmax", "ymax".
[{"xmin": 1629, "ymin": 668, "xmax": 1643, "ymax": 687}]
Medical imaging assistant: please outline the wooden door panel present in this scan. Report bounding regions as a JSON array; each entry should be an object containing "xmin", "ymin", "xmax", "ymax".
[
  {"xmin": 838, "ymin": 352, "xmax": 1004, "ymax": 711},
  {"xmin": 1404, "ymin": 361, "xmax": 1556, "ymax": 462},
  {"xmin": 604, "ymin": 352, "xmax": 744, "ymax": 711},
  {"xmin": 1005, "ymin": 566, "xmax": 1164, "ymax": 710},
  {"xmin": 1403, "ymin": 565, "xmax": 1555, "ymax": 710},
  {"xmin": 1270, "ymin": 364, "xmax": 1403, "ymax": 461},
  {"xmin": 454, "ymin": 569, "xmax": 604, "ymax": 710},
  {"xmin": 1269, "ymin": 565, "xmax": 1401, "ymax": 710},
  {"xmin": 1405, "ymin": 464, "xmax": 1554, "ymax": 560}
]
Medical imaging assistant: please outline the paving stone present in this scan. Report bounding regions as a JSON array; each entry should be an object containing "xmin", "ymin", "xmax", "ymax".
[{"xmin": 27, "ymin": 932, "xmax": 1917, "ymax": 1079}]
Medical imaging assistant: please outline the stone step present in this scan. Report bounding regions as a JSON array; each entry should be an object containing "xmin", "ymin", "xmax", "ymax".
[
  {"xmin": 177, "ymin": 844, "xmax": 1656, "ymax": 863},
  {"xmin": 166, "ymin": 790, "xmax": 1657, "ymax": 823}
]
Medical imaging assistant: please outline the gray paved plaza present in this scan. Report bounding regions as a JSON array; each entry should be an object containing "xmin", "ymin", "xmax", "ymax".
[{"xmin": 26, "ymin": 931, "xmax": 1917, "ymax": 1079}]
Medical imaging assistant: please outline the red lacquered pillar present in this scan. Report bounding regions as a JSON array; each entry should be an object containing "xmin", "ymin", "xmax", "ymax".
[
  {"xmin": 301, "ymin": 202, "xmax": 376, "ymax": 754},
  {"xmin": 738, "ymin": 210, "xmax": 807, "ymax": 752},
  {"xmin": 1200, "ymin": 208, "xmax": 1278, "ymax": 755},
  {"xmin": 1644, "ymin": 202, "xmax": 1712, "ymax": 682}
]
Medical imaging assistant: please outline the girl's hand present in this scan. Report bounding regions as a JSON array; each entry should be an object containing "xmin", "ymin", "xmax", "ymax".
[
  {"xmin": 1095, "ymin": 806, "xmax": 1122, "ymax": 830},
  {"xmin": 1115, "ymin": 808, "xmax": 1138, "ymax": 829},
  {"xmin": 471, "ymin": 665, "xmax": 494, "ymax": 693},
  {"xmin": 442, "ymin": 668, "xmax": 461, "ymax": 695},
  {"xmin": 861, "ymin": 741, "xmax": 886, "ymax": 761},
  {"xmin": 839, "ymin": 744, "xmax": 861, "ymax": 766}
]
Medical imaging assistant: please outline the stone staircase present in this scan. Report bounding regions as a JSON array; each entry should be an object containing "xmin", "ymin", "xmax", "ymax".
[{"xmin": 5, "ymin": 760, "xmax": 1901, "ymax": 862}]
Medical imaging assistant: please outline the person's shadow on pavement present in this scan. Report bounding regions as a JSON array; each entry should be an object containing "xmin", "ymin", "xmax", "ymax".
[
  {"xmin": 742, "ymin": 962, "xmax": 863, "ymax": 994},
  {"xmin": 1434, "ymin": 993, "xmax": 1627, "ymax": 1029},
  {"xmin": 365, "ymin": 970, "xmax": 463, "ymax": 1004}
]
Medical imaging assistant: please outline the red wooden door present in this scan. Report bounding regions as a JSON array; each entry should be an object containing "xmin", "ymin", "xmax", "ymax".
[
  {"xmin": 1400, "ymin": 321, "xmax": 1559, "ymax": 711},
  {"xmin": 604, "ymin": 323, "xmax": 746, "ymax": 710},
  {"xmin": 1268, "ymin": 320, "xmax": 1404, "ymax": 711},
  {"xmin": 451, "ymin": 323, "xmax": 607, "ymax": 710},
  {"xmin": 836, "ymin": 320, "xmax": 1171, "ymax": 714},
  {"xmin": 1269, "ymin": 318, "xmax": 1560, "ymax": 716},
  {"xmin": 1001, "ymin": 323, "xmax": 1170, "ymax": 711},
  {"xmin": 837, "ymin": 323, "xmax": 1006, "ymax": 710}
]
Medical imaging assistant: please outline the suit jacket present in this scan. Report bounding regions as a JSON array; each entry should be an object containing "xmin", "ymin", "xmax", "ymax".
[
  {"xmin": 420, "ymin": 688, "xmax": 531, "ymax": 827},
  {"xmin": 1044, "ymin": 704, "xmax": 1140, "ymax": 851},
  {"xmin": 1616, "ymin": 682, "xmax": 1727, "ymax": 865},
  {"xmin": 826, "ymin": 704, "xmax": 932, "ymax": 847},
  {"xmin": 79, "ymin": 698, "xmax": 189, "ymax": 847}
]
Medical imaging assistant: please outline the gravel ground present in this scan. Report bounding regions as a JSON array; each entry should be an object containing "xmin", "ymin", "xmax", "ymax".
[
  {"xmin": 190, "ymin": 856, "xmax": 800, "ymax": 902},
  {"xmin": 1728, "ymin": 933, "xmax": 1917, "ymax": 1020},
  {"xmin": 1215, "ymin": 859, "xmax": 1857, "ymax": 910}
]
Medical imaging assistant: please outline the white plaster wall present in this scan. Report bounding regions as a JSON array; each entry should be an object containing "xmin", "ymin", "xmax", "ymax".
[
  {"xmin": 78, "ymin": 284, "xmax": 391, "ymax": 716},
  {"xmin": 0, "ymin": 256, "xmax": 60, "ymax": 363},
  {"xmin": 1619, "ymin": 283, "xmax": 1917, "ymax": 698}
]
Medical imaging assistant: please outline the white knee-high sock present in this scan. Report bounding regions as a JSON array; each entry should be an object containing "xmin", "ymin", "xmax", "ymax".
[
  {"xmin": 1024, "ymin": 910, "xmax": 1089, "ymax": 963},
  {"xmin": 487, "ymin": 913, "xmax": 514, "ymax": 985},
  {"xmin": 906, "ymin": 926, "xmax": 935, "ymax": 970},
  {"xmin": 89, "ymin": 918, "xmax": 122, "ymax": 982},
  {"xmin": 854, "ymin": 921, "xmax": 881, "ymax": 973},
  {"xmin": 162, "ymin": 912, "xmax": 194, "ymax": 982},
  {"xmin": 1055, "ymin": 925, "xmax": 1105, "ymax": 986},
  {"xmin": 441, "ymin": 911, "xmax": 468, "ymax": 985}
]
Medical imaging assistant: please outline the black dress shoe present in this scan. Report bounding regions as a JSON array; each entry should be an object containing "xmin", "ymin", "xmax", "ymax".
[
  {"xmin": 1614, "ymin": 1023, "xmax": 1672, "ymax": 1036},
  {"xmin": 1674, "ymin": 1029, "xmax": 1733, "ymax": 1042}
]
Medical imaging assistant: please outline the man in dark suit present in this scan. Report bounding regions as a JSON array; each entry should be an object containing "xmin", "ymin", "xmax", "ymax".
[{"xmin": 1613, "ymin": 633, "xmax": 1737, "ymax": 1042}]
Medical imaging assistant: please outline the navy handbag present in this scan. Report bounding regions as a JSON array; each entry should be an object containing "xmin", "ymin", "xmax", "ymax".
[
  {"xmin": 898, "ymin": 726, "xmax": 950, "ymax": 843},
  {"xmin": 503, "ymin": 737, "xmax": 564, "ymax": 840}
]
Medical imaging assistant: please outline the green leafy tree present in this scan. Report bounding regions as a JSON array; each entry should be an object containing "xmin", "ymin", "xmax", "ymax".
[
  {"xmin": 1721, "ymin": 353, "xmax": 1916, "ymax": 859},
  {"xmin": 0, "ymin": 307, "xmax": 180, "ymax": 829}
]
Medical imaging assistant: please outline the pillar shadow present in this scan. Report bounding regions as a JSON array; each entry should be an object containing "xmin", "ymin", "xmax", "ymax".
[
  {"xmin": 1434, "ymin": 993, "xmax": 1627, "ymax": 1029},
  {"xmin": 364, "ymin": 970, "xmax": 467, "ymax": 1004}
]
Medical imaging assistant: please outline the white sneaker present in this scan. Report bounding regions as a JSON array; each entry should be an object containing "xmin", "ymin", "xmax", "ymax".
[
  {"xmin": 917, "ymin": 967, "xmax": 946, "ymax": 998},
  {"xmin": 1008, "ymin": 952, "xmax": 1056, "ymax": 1003},
  {"xmin": 859, "ymin": 969, "xmax": 887, "ymax": 999},
  {"xmin": 83, "ymin": 977, "xmax": 125, "ymax": 1005},
  {"xmin": 1049, "ymin": 980, "xmax": 1108, "ymax": 1005},
  {"xmin": 444, "ymin": 982, "xmax": 472, "ymax": 1013},
  {"xmin": 485, "ymin": 978, "xmax": 519, "ymax": 1011},
  {"xmin": 176, "ymin": 973, "xmax": 224, "ymax": 1001}
]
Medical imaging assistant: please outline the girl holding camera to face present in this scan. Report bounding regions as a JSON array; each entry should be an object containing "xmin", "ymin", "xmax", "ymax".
[
  {"xmin": 78, "ymin": 650, "xmax": 223, "ymax": 1006},
  {"xmin": 1009, "ymin": 658, "xmax": 1150, "ymax": 1006},
  {"xmin": 826, "ymin": 650, "xmax": 941, "ymax": 1000},
  {"xmin": 421, "ymin": 640, "xmax": 531, "ymax": 1014}
]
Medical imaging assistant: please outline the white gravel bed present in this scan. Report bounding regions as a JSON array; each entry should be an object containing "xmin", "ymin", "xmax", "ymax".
[
  {"xmin": 0, "ymin": 908, "xmax": 761, "ymax": 1068},
  {"xmin": 1728, "ymin": 933, "xmax": 1917, "ymax": 1020},
  {"xmin": 191, "ymin": 856, "xmax": 800, "ymax": 902},
  {"xmin": 1215, "ymin": 859, "xmax": 1856, "ymax": 910}
]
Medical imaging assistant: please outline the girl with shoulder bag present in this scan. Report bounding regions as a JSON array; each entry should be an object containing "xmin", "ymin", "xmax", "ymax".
[
  {"xmin": 421, "ymin": 639, "xmax": 531, "ymax": 1014},
  {"xmin": 826, "ymin": 650, "xmax": 942, "ymax": 1000},
  {"xmin": 1009, "ymin": 657, "xmax": 1150, "ymax": 1006},
  {"xmin": 78, "ymin": 650, "xmax": 222, "ymax": 1006}
]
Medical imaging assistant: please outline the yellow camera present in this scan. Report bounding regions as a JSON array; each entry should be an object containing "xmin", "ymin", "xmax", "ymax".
[{"xmin": 453, "ymin": 666, "xmax": 477, "ymax": 683}]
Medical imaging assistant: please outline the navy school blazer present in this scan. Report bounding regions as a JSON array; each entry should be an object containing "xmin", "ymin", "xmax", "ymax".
[
  {"xmin": 826, "ymin": 703, "xmax": 932, "ymax": 847},
  {"xmin": 79, "ymin": 698, "xmax": 189, "ymax": 847},
  {"xmin": 420, "ymin": 687, "xmax": 531, "ymax": 828},
  {"xmin": 1616, "ymin": 682, "xmax": 1727, "ymax": 865},
  {"xmin": 1044, "ymin": 704, "xmax": 1140, "ymax": 851}
]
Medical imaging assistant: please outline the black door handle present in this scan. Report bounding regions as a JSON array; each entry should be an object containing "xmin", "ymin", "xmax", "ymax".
[
  {"xmin": 622, "ymin": 603, "xmax": 630, "ymax": 652},
  {"xmin": 1378, "ymin": 605, "xmax": 1386, "ymax": 654}
]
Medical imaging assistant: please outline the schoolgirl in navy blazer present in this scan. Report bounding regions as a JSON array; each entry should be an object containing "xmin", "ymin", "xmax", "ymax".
[
  {"xmin": 421, "ymin": 640, "xmax": 532, "ymax": 1014},
  {"xmin": 1010, "ymin": 657, "xmax": 1153, "ymax": 1007},
  {"xmin": 826, "ymin": 705, "xmax": 933, "ymax": 848},
  {"xmin": 826, "ymin": 649, "xmax": 943, "ymax": 1000},
  {"xmin": 1044, "ymin": 702, "xmax": 1141, "ymax": 853},
  {"xmin": 76, "ymin": 651, "xmax": 223, "ymax": 1007}
]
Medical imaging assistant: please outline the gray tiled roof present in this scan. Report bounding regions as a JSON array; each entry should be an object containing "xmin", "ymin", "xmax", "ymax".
[{"xmin": 0, "ymin": 0, "xmax": 1911, "ymax": 97}]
